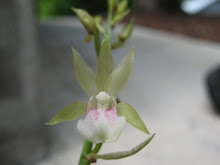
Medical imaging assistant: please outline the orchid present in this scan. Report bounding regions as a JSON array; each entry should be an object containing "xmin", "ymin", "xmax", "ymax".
[
  {"xmin": 46, "ymin": 38, "xmax": 153, "ymax": 163},
  {"xmin": 46, "ymin": 0, "xmax": 155, "ymax": 164},
  {"xmin": 46, "ymin": 39, "xmax": 149, "ymax": 137}
]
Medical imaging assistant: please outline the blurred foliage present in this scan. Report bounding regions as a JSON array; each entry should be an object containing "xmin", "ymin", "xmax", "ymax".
[{"xmin": 36, "ymin": 0, "xmax": 134, "ymax": 19}]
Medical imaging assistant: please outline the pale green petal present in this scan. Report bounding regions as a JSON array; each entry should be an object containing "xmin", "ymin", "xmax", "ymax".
[
  {"xmin": 73, "ymin": 48, "xmax": 97, "ymax": 97},
  {"xmin": 117, "ymin": 102, "xmax": 150, "ymax": 134},
  {"xmin": 96, "ymin": 38, "xmax": 114, "ymax": 91},
  {"xmin": 105, "ymin": 47, "xmax": 134, "ymax": 97},
  {"xmin": 46, "ymin": 102, "xmax": 87, "ymax": 125}
]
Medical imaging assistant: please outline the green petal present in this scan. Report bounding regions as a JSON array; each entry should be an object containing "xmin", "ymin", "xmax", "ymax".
[
  {"xmin": 86, "ymin": 133, "xmax": 155, "ymax": 160},
  {"xmin": 117, "ymin": 102, "xmax": 150, "ymax": 134},
  {"xmin": 46, "ymin": 102, "xmax": 87, "ymax": 125},
  {"xmin": 96, "ymin": 38, "xmax": 114, "ymax": 91},
  {"xmin": 73, "ymin": 48, "xmax": 97, "ymax": 97},
  {"xmin": 105, "ymin": 47, "xmax": 134, "ymax": 97}
]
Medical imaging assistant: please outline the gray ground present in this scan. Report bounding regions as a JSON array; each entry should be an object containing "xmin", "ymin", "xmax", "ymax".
[{"xmin": 37, "ymin": 18, "xmax": 220, "ymax": 165}]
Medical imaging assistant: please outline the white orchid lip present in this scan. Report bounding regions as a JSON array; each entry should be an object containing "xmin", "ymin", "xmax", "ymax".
[{"xmin": 77, "ymin": 91, "xmax": 125, "ymax": 143}]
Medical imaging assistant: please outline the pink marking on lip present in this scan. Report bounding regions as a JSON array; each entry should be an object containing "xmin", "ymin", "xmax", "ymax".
[
  {"xmin": 104, "ymin": 109, "xmax": 117, "ymax": 124},
  {"xmin": 87, "ymin": 107, "xmax": 97, "ymax": 114},
  {"xmin": 85, "ymin": 109, "xmax": 100, "ymax": 127}
]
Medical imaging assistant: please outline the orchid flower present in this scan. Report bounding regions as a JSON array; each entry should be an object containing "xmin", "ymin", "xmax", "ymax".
[
  {"xmin": 46, "ymin": 38, "xmax": 149, "ymax": 138},
  {"xmin": 46, "ymin": 38, "xmax": 153, "ymax": 163},
  {"xmin": 46, "ymin": 1, "xmax": 155, "ymax": 164}
]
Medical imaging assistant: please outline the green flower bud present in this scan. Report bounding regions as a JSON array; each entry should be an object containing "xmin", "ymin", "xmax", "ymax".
[
  {"xmin": 111, "ymin": 9, "xmax": 130, "ymax": 27},
  {"xmin": 94, "ymin": 16, "xmax": 105, "ymax": 34},
  {"xmin": 72, "ymin": 8, "xmax": 96, "ymax": 34},
  {"xmin": 96, "ymin": 24, "xmax": 105, "ymax": 35},
  {"xmin": 117, "ymin": 0, "xmax": 128, "ymax": 14},
  {"xmin": 118, "ymin": 18, "xmax": 134, "ymax": 41},
  {"xmin": 94, "ymin": 16, "xmax": 102, "ymax": 25},
  {"xmin": 85, "ymin": 33, "xmax": 92, "ymax": 43},
  {"xmin": 108, "ymin": 0, "xmax": 118, "ymax": 12}
]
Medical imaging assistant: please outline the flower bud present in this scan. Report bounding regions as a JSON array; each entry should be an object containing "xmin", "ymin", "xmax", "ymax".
[
  {"xmin": 94, "ymin": 16, "xmax": 105, "ymax": 34},
  {"xmin": 94, "ymin": 16, "xmax": 102, "ymax": 25},
  {"xmin": 118, "ymin": 18, "xmax": 134, "ymax": 41},
  {"xmin": 111, "ymin": 9, "xmax": 130, "ymax": 27},
  {"xmin": 117, "ymin": 0, "xmax": 128, "ymax": 14},
  {"xmin": 85, "ymin": 33, "xmax": 92, "ymax": 43},
  {"xmin": 72, "ymin": 8, "xmax": 96, "ymax": 34},
  {"xmin": 108, "ymin": 0, "xmax": 118, "ymax": 12}
]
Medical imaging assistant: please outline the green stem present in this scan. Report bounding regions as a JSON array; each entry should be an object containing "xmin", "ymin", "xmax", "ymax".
[
  {"xmin": 94, "ymin": 29, "xmax": 101, "ymax": 57},
  {"xmin": 106, "ymin": 11, "xmax": 112, "ymax": 40},
  {"xmin": 91, "ymin": 143, "xmax": 103, "ymax": 154},
  {"xmin": 78, "ymin": 140, "xmax": 93, "ymax": 165},
  {"xmin": 106, "ymin": 0, "xmax": 113, "ymax": 41}
]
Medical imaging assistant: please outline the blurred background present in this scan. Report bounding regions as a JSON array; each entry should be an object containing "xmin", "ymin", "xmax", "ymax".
[
  {"xmin": 1, "ymin": 0, "xmax": 220, "ymax": 165},
  {"xmin": 35, "ymin": 0, "xmax": 220, "ymax": 42}
]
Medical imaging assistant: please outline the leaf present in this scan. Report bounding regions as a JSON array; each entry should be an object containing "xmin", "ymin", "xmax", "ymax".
[
  {"xmin": 105, "ymin": 47, "xmax": 134, "ymax": 97},
  {"xmin": 117, "ymin": 102, "xmax": 150, "ymax": 134},
  {"xmin": 46, "ymin": 102, "xmax": 87, "ymax": 125},
  {"xmin": 86, "ymin": 133, "xmax": 155, "ymax": 161},
  {"xmin": 73, "ymin": 48, "xmax": 97, "ymax": 97},
  {"xmin": 96, "ymin": 38, "xmax": 114, "ymax": 91}
]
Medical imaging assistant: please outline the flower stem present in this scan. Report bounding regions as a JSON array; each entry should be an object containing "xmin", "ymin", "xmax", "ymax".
[
  {"xmin": 106, "ymin": 0, "xmax": 113, "ymax": 41},
  {"xmin": 78, "ymin": 139, "xmax": 93, "ymax": 165},
  {"xmin": 106, "ymin": 11, "xmax": 113, "ymax": 40},
  {"xmin": 91, "ymin": 143, "xmax": 103, "ymax": 154},
  {"xmin": 94, "ymin": 29, "xmax": 101, "ymax": 57}
]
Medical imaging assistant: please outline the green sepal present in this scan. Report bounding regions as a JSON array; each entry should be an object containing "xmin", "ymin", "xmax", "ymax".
[
  {"xmin": 86, "ymin": 134, "xmax": 155, "ymax": 161},
  {"xmin": 72, "ymin": 48, "xmax": 97, "ymax": 97},
  {"xmin": 117, "ymin": 102, "xmax": 150, "ymax": 134},
  {"xmin": 96, "ymin": 38, "xmax": 114, "ymax": 91},
  {"xmin": 105, "ymin": 47, "xmax": 134, "ymax": 97},
  {"xmin": 46, "ymin": 102, "xmax": 87, "ymax": 125}
]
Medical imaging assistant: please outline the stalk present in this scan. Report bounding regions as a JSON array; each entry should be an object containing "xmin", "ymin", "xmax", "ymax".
[{"xmin": 78, "ymin": 140, "xmax": 93, "ymax": 165}]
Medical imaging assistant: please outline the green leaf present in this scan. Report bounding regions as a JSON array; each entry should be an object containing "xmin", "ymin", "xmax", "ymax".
[
  {"xmin": 46, "ymin": 102, "xmax": 87, "ymax": 125},
  {"xmin": 86, "ymin": 133, "xmax": 155, "ymax": 161},
  {"xmin": 117, "ymin": 102, "xmax": 150, "ymax": 134},
  {"xmin": 105, "ymin": 47, "xmax": 134, "ymax": 97},
  {"xmin": 73, "ymin": 48, "xmax": 97, "ymax": 97},
  {"xmin": 96, "ymin": 38, "xmax": 114, "ymax": 91}
]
